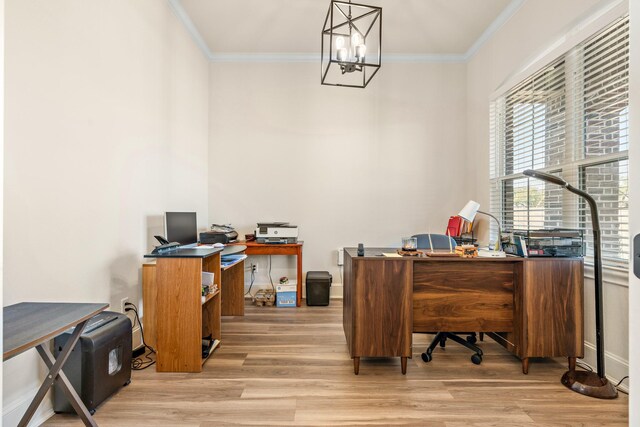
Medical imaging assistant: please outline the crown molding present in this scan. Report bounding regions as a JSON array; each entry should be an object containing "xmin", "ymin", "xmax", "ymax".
[
  {"xmin": 167, "ymin": 0, "xmax": 213, "ymax": 59},
  {"xmin": 463, "ymin": 0, "xmax": 526, "ymax": 60},
  {"xmin": 209, "ymin": 53, "xmax": 467, "ymax": 63},
  {"xmin": 169, "ymin": 0, "xmax": 524, "ymax": 64}
]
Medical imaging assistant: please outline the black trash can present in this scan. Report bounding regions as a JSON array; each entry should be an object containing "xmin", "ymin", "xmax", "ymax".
[
  {"xmin": 306, "ymin": 271, "xmax": 332, "ymax": 306},
  {"xmin": 53, "ymin": 311, "xmax": 132, "ymax": 414}
]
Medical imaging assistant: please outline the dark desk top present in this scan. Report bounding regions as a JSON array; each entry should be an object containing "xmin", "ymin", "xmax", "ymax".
[
  {"xmin": 144, "ymin": 246, "xmax": 223, "ymax": 259},
  {"xmin": 344, "ymin": 247, "xmax": 524, "ymax": 262},
  {"xmin": 221, "ymin": 245, "xmax": 247, "ymax": 256},
  {"xmin": 3, "ymin": 302, "xmax": 109, "ymax": 361}
]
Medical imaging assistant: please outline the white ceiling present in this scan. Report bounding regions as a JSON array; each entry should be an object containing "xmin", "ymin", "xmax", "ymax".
[{"xmin": 174, "ymin": 0, "xmax": 520, "ymax": 60}]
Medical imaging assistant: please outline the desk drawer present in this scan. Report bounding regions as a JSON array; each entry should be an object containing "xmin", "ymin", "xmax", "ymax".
[{"xmin": 413, "ymin": 261, "xmax": 515, "ymax": 332}]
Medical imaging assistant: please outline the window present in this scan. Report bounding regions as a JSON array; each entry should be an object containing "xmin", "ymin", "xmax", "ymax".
[{"xmin": 490, "ymin": 16, "xmax": 629, "ymax": 268}]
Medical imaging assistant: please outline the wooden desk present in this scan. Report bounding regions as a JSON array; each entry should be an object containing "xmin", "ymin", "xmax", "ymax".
[
  {"xmin": 229, "ymin": 241, "xmax": 304, "ymax": 307},
  {"xmin": 3, "ymin": 302, "xmax": 108, "ymax": 427},
  {"xmin": 343, "ymin": 248, "xmax": 584, "ymax": 375},
  {"xmin": 144, "ymin": 247, "xmax": 223, "ymax": 372}
]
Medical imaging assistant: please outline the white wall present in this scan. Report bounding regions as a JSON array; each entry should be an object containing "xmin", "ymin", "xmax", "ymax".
[
  {"xmin": 1, "ymin": 0, "xmax": 5, "ymax": 413},
  {"xmin": 3, "ymin": 1, "xmax": 209, "ymax": 424},
  {"xmin": 466, "ymin": 0, "xmax": 630, "ymax": 387},
  {"xmin": 628, "ymin": 0, "xmax": 638, "ymax": 421},
  {"xmin": 208, "ymin": 61, "xmax": 468, "ymax": 291}
]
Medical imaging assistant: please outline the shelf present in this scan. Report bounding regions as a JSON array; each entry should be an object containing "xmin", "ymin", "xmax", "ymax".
[
  {"xmin": 201, "ymin": 288, "xmax": 220, "ymax": 305},
  {"xmin": 221, "ymin": 254, "xmax": 247, "ymax": 271}
]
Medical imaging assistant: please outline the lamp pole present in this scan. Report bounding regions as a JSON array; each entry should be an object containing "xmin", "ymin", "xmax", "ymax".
[{"xmin": 523, "ymin": 169, "xmax": 617, "ymax": 399}]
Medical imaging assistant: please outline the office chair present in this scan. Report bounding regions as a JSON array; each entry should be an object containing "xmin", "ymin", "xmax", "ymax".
[{"xmin": 412, "ymin": 233, "xmax": 484, "ymax": 365}]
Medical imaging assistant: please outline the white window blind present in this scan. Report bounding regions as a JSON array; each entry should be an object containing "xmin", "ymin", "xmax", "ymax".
[{"xmin": 490, "ymin": 16, "xmax": 629, "ymax": 268}]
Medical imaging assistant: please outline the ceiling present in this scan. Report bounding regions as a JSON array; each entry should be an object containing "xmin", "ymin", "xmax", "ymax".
[{"xmin": 174, "ymin": 0, "xmax": 520, "ymax": 60}]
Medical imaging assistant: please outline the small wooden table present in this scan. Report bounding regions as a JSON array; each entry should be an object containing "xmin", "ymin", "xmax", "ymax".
[
  {"xmin": 3, "ymin": 302, "xmax": 109, "ymax": 427},
  {"xmin": 228, "ymin": 241, "xmax": 304, "ymax": 306}
]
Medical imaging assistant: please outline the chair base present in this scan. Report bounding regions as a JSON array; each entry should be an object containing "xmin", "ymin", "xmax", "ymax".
[{"xmin": 421, "ymin": 332, "xmax": 483, "ymax": 365}]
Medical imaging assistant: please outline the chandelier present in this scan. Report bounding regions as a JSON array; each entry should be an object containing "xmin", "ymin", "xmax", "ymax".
[{"xmin": 321, "ymin": 0, "xmax": 382, "ymax": 88}]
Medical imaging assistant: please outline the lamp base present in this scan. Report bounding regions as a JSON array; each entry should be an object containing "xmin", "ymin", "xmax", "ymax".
[{"xmin": 561, "ymin": 370, "xmax": 618, "ymax": 399}]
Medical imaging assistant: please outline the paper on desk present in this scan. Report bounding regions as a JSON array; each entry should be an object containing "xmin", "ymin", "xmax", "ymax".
[{"xmin": 382, "ymin": 253, "xmax": 402, "ymax": 257}]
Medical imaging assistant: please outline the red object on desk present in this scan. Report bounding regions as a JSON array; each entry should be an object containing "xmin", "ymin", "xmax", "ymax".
[{"xmin": 446, "ymin": 216, "xmax": 464, "ymax": 237}]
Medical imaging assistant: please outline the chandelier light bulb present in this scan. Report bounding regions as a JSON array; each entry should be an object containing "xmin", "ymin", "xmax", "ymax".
[
  {"xmin": 352, "ymin": 32, "xmax": 362, "ymax": 47},
  {"xmin": 337, "ymin": 47, "xmax": 348, "ymax": 62},
  {"xmin": 336, "ymin": 36, "xmax": 345, "ymax": 50},
  {"xmin": 355, "ymin": 44, "xmax": 366, "ymax": 60}
]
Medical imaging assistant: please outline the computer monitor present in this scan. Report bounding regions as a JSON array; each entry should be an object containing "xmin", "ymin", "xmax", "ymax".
[{"xmin": 165, "ymin": 212, "xmax": 198, "ymax": 245}]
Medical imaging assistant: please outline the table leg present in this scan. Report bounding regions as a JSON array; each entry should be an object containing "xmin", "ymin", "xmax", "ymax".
[
  {"xmin": 401, "ymin": 357, "xmax": 407, "ymax": 375},
  {"xmin": 297, "ymin": 246, "xmax": 303, "ymax": 307},
  {"xmin": 20, "ymin": 320, "xmax": 97, "ymax": 427},
  {"xmin": 522, "ymin": 358, "xmax": 529, "ymax": 375},
  {"xmin": 568, "ymin": 356, "xmax": 576, "ymax": 372},
  {"xmin": 353, "ymin": 357, "xmax": 360, "ymax": 375}
]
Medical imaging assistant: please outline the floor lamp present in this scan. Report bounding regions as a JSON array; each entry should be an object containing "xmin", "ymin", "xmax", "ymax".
[{"xmin": 523, "ymin": 169, "xmax": 617, "ymax": 399}]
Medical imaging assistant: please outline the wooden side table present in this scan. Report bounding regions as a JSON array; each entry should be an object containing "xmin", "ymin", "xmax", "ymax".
[{"xmin": 228, "ymin": 241, "xmax": 303, "ymax": 306}]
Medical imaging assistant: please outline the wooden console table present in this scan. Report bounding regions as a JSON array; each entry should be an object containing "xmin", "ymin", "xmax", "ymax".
[
  {"xmin": 343, "ymin": 248, "xmax": 584, "ymax": 375},
  {"xmin": 228, "ymin": 241, "xmax": 304, "ymax": 306},
  {"xmin": 3, "ymin": 302, "xmax": 108, "ymax": 426}
]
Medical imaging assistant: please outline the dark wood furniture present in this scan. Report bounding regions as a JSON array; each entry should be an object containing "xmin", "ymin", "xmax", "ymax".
[
  {"xmin": 228, "ymin": 241, "xmax": 304, "ymax": 306},
  {"xmin": 3, "ymin": 302, "xmax": 108, "ymax": 427},
  {"xmin": 343, "ymin": 248, "xmax": 584, "ymax": 375},
  {"xmin": 144, "ymin": 247, "xmax": 222, "ymax": 372}
]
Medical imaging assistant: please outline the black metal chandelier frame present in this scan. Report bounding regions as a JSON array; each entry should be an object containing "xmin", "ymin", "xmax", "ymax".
[{"xmin": 321, "ymin": 0, "xmax": 382, "ymax": 88}]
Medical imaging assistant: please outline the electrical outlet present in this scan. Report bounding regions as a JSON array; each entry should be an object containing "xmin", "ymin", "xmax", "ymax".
[
  {"xmin": 337, "ymin": 248, "xmax": 344, "ymax": 266},
  {"xmin": 120, "ymin": 297, "xmax": 129, "ymax": 313},
  {"xmin": 252, "ymin": 264, "xmax": 258, "ymax": 273}
]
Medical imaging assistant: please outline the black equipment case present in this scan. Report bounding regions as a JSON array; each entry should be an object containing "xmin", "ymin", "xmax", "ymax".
[{"xmin": 306, "ymin": 271, "xmax": 332, "ymax": 306}]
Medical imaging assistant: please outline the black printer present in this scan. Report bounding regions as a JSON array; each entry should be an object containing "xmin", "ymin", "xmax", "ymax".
[{"xmin": 200, "ymin": 224, "xmax": 238, "ymax": 244}]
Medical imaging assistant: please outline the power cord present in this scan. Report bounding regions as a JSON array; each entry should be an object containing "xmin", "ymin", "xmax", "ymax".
[
  {"xmin": 124, "ymin": 302, "xmax": 156, "ymax": 370},
  {"xmin": 615, "ymin": 376, "xmax": 629, "ymax": 395},
  {"xmin": 245, "ymin": 265, "xmax": 256, "ymax": 296},
  {"xmin": 268, "ymin": 255, "xmax": 274, "ymax": 291}
]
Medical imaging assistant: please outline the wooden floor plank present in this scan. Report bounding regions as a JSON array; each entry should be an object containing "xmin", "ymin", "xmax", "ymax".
[{"xmin": 44, "ymin": 300, "xmax": 628, "ymax": 426}]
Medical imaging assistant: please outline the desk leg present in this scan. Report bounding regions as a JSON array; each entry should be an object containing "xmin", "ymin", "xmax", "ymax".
[
  {"xmin": 297, "ymin": 246, "xmax": 303, "ymax": 307},
  {"xmin": 568, "ymin": 357, "xmax": 576, "ymax": 372},
  {"xmin": 353, "ymin": 357, "xmax": 360, "ymax": 375},
  {"xmin": 401, "ymin": 357, "xmax": 407, "ymax": 375},
  {"xmin": 23, "ymin": 320, "xmax": 97, "ymax": 427},
  {"xmin": 522, "ymin": 358, "xmax": 529, "ymax": 375}
]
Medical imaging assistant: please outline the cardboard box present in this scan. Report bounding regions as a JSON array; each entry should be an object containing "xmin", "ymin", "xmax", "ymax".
[{"xmin": 276, "ymin": 284, "xmax": 297, "ymax": 307}]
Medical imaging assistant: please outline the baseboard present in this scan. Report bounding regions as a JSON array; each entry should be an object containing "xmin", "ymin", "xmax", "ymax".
[
  {"xmin": 582, "ymin": 341, "xmax": 629, "ymax": 393},
  {"xmin": 3, "ymin": 389, "xmax": 54, "ymax": 427}
]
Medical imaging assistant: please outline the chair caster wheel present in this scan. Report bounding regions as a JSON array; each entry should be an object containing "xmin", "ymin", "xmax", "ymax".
[
  {"xmin": 471, "ymin": 354, "xmax": 482, "ymax": 365},
  {"xmin": 89, "ymin": 409, "xmax": 96, "ymax": 416},
  {"xmin": 421, "ymin": 352, "xmax": 432, "ymax": 363},
  {"xmin": 466, "ymin": 335, "xmax": 477, "ymax": 344},
  {"xmin": 439, "ymin": 338, "xmax": 446, "ymax": 348}
]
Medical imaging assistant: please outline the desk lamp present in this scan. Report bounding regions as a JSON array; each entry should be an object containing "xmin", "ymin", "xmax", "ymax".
[
  {"xmin": 523, "ymin": 169, "xmax": 617, "ymax": 399},
  {"xmin": 458, "ymin": 200, "xmax": 503, "ymax": 251}
]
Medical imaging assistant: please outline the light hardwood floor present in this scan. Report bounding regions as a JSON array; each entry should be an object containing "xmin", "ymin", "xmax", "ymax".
[{"xmin": 46, "ymin": 299, "xmax": 628, "ymax": 426}]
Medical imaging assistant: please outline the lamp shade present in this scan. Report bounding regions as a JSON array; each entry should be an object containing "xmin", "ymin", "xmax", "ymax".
[{"xmin": 458, "ymin": 200, "xmax": 480, "ymax": 222}]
